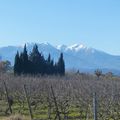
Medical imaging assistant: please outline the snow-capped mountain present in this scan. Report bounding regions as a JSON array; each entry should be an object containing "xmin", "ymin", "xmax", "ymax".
[
  {"xmin": 57, "ymin": 44, "xmax": 87, "ymax": 51},
  {"xmin": 0, "ymin": 42, "xmax": 120, "ymax": 74}
]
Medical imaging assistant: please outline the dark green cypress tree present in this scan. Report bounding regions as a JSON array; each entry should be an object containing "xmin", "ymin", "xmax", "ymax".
[
  {"xmin": 57, "ymin": 53, "xmax": 65, "ymax": 75},
  {"xmin": 50, "ymin": 59, "xmax": 55, "ymax": 75},
  {"xmin": 19, "ymin": 52, "xmax": 24, "ymax": 74},
  {"xmin": 14, "ymin": 51, "xmax": 21, "ymax": 75},
  {"xmin": 22, "ymin": 44, "xmax": 29, "ymax": 74},
  {"xmin": 46, "ymin": 53, "xmax": 51, "ymax": 74},
  {"xmin": 14, "ymin": 44, "xmax": 66, "ymax": 76},
  {"xmin": 47, "ymin": 53, "xmax": 51, "ymax": 63},
  {"xmin": 46, "ymin": 54, "xmax": 56, "ymax": 75},
  {"xmin": 29, "ymin": 44, "xmax": 46, "ymax": 74},
  {"xmin": 54, "ymin": 63, "xmax": 58, "ymax": 75}
]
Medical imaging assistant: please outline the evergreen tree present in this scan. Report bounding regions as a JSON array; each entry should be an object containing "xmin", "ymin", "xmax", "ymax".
[
  {"xmin": 19, "ymin": 52, "xmax": 24, "ymax": 74},
  {"xmin": 14, "ymin": 51, "xmax": 21, "ymax": 75},
  {"xmin": 50, "ymin": 59, "xmax": 54, "ymax": 75},
  {"xmin": 46, "ymin": 54, "xmax": 52, "ymax": 74},
  {"xmin": 22, "ymin": 44, "xmax": 29, "ymax": 74},
  {"xmin": 46, "ymin": 54, "xmax": 56, "ymax": 75},
  {"xmin": 29, "ymin": 44, "xmax": 46, "ymax": 74},
  {"xmin": 14, "ymin": 44, "xmax": 66, "ymax": 76},
  {"xmin": 47, "ymin": 53, "xmax": 51, "ymax": 63},
  {"xmin": 57, "ymin": 53, "xmax": 65, "ymax": 75},
  {"xmin": 54, "ymin": 62, "xmax": 58, "ymax": 75}
]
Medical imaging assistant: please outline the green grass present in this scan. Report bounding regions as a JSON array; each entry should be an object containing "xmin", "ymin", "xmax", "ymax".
[{"xmin": 0, "ymin": 102, "xmax": 90, "ymax": 120}]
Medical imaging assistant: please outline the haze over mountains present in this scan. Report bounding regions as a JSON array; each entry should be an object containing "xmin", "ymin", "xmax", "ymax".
[{"xmin": 0, "ymin": 42, "xmax": 120, "ymax": 74}]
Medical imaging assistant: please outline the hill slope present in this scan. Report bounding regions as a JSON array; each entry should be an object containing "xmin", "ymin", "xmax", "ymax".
[{"xmin": 0, "ymin": 42, "xmax": 120, "ymax": 73}]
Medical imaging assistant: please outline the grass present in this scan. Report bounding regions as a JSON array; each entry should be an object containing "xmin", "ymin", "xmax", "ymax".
[{"xmin": 0, "ymin": 102, "xmax": 90, "ymax": 120}]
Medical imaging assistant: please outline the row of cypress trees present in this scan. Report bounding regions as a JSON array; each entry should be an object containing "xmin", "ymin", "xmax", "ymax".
[{"xmin": 14, "ymin": 44, "xmax": 65, "ymax": 75}]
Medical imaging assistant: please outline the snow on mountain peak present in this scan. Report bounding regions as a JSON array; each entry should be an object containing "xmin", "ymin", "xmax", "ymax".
[
  {"xmin": 56, "ymin": 45, "xmax": 67, "ymax": 50},
  {"xmin": 40, "ymin": 42, "xmax": 51, "ymax": 46},
  {"xmin": 67, "ymin": 44, "xmax": 87, "ymax": 51},
  {"xmin": 56, "ymin": 43, "xmax": 89, "ymax": 52},
  {"xmin": 19, "ymin": 42, "xmax": 95, "ymax": 54}
]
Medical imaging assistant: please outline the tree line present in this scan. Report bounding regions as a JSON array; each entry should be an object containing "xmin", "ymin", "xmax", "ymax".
[{"xmin": 14, "ymin": 44, "xmax": 65, "ymax": 75}]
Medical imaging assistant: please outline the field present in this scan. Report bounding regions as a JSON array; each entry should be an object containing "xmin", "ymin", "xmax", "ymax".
[{"xmin": 0, "ymin": 72, "xmax": 120, "ymax": 120}]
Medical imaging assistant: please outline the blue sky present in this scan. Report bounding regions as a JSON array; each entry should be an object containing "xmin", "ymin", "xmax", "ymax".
[{"xmin": 0, "ymin": 0, "xmax": 120, "ymax": 55}]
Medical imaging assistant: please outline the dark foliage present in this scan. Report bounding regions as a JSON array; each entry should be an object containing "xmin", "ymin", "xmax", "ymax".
[
  {"xmin": 14, "ymin": 51, "xmax": 21, "ymax": 75},
  {"xmin": 14, "ymin": 44, "xmax": 65, "ymax": 76},
  {"xmin": 57, "ymin": 53, "xmax": 65, "ymax": 75}
]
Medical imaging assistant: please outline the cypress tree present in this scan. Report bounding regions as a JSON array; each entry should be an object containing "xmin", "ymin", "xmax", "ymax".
[
  {"xmin": 46, "ymin": 54, "xmax": 56, "ymax": 75},
  {"xmin": 14, "ymin": 51, "xmax": 21, "ymax": 75},
  {"xmin": 46, "ymin": 54, "xmax": 51, "ymax": 74},
  {"xmin": 14, "ymin": 44, "xmax": 66, "ymax": 76},
  {"xmin": 29, "ymin": 44, "xmax": 46, "ymax": 74},
  {"xmin": 57, "ymin": 53, "xmax": 65, "ymax": 75},
  {"xmin": 47, "ymin": 53, "xmax": 51, "ymax": 63},
  {"xmin": 54, "ymin": 63, "xmax": 58, "ymax": 75},
  {"xmin": 49, "ymin": 59, "xmax": 54, "ymax": 75},
  {"xmin": 19, "ymin": 52, "xmax": 24, "ymax": 74},
  {"xmin": 22, "ymin": 44, "xmax": 29, "ymax": 74}
]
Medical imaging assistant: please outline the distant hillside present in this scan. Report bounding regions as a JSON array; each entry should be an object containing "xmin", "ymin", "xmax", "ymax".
[{"xmin": 0, "ymin": 42, "xmax": 120, "ymax": 74}]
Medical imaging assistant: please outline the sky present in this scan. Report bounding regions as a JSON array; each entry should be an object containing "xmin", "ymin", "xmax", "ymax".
[{"xmin": 0, "ymin": 0, "xmax": 120, "ymax": 55}]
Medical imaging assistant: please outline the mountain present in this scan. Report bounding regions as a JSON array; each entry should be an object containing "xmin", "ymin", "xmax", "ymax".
[
  {"xmin": 56, "ymin": 44, "xmax": 120, "ymax": 73},
  {"xmin": 0, "ymin": 42, "xmax": 120, "ymax": 74}
]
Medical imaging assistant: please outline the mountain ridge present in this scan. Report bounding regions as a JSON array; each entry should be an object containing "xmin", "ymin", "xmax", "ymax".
[{"xmin": 0, "ymin": 42, "xmax": 120, "ymax": 74}]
